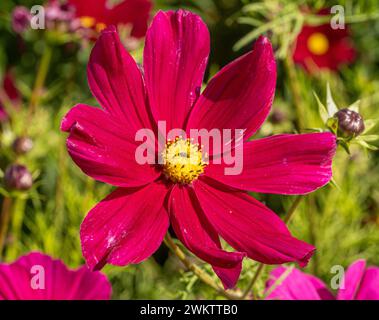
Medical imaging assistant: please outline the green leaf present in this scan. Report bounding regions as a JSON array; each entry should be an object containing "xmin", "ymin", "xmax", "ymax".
[
  {"xmin": 329, "ymin": 177, "xmax": 341, "ymax": 191},
  {"xmin": 337, "ymin": 138, "xmax": 351, "ymax": 154},
  {"xmin": 313, "ymin": 91, "xmax": 329, "ymax": 123},
  {"xmin": 326, "ymin": 83, "xmax": 339, "ymax": 117},
  {"xmin": 363, "ymin": 119, "xmax": 379, "ymax": 134},
  {"xmin": 327, "ymin": 117, "xmax": 338, "ymax": 134},
  {"xmin": 355, "ymin": 139, "xmax": 378, "ymax": 151},
  {"xmin": 359, "ymin": 135, "xmax": 379, "ymax": 142},
  {"xmin": 348, "ymin": 100, "xmax": 361, "ymax": 113}
]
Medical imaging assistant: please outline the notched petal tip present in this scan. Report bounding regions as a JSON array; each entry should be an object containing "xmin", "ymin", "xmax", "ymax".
[
  {"xmin": 60, "ymin": 107, "xmax": 79, "ymax": 132},
  {"xmin": 100, "ymin": 24, "xmax": 117, "ymax": 34},
  {"xmin": 298, "ymin": 246, "xmax": 316, "ymax": 268},
  {"xmin": 60, "ymin": 104, "xmax": 94, "ymax": 132}
]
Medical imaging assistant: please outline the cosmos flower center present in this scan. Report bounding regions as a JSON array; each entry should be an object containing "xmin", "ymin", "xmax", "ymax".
[
  {"xmin": 80, "ymin": 16, "xmax": 96, "ymax": 28},
  {"xmin": 79, "ymin": 16, "xmax": 106, "ymax": 32},
  {"xmin": 307, "ymin": 32, "xmax": 329, "ymax": 55},
  {"xmin": 161, "ymin": 137, "xmax": 208, "ymax": 184}
]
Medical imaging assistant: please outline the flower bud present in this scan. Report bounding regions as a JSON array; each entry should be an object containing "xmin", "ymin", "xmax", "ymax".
[
  {"xmin": 12, "ymin": 137, "xmax": 33, "ymax": 155},
  {"xmin": 334, "ymin": 108, "xmax": 365, "ymax": 136},
  {"xmin": 4, "ymin": 164, "xmax": 33, "ymax": 191},
  {"xmin": 269, "ymin": 109, "xmax": 286, "ymax": 124},
  {"xmin": 11, "ymin": 6, "xmax": 31, "ymax": 34}
]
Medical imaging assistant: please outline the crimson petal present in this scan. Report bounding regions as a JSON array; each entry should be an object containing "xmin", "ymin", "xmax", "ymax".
[
  {"xmin": 186, "ymin": 36, "xmax": 276, "ymax": 142},
  {"xmin": 80, "ymin": 183, "xmax": 170, "ymax": 270},
  {"xmin": 61, "ymin": 104, "xmax": 159, "ymax": 188},
  {"xmin": 144, "ymin": 10, "xmax": 210, "ymax": 131},
  {"xmin": 88, "ymin": 26, "xmax": 154, "ymax": 133},
  {"xmin": 169, "ymin": 185, "xmax": 245, "ymax": 289},
  {"xmin": 205, "ymin": 132, "xmax": 336, "ymax": 195},
  {"xmin": 194, "ymin": 179, "xmax": 315, "ymax": 267}
]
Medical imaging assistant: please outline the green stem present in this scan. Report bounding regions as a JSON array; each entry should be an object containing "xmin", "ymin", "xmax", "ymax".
[
  {"xmin": 284, "ymin": 195, "xmax": 304, "ymax": 224},
  {"xmin": 24, "ymin": 45, "xmax": 53, "ymax": 133},
  {"xmin": 304, "ymin": 12, "xmax": 379, "ymax": 25},
  {"xmin": 241, "ymin": 195, "xmax": 304, "ymax": 298},
  {"xmin": 6, "ymin": 197, "xmax": 26, "ymax": 261},
  {"xmin": 163, "ymin": 233, "xmax": 241, "ymax": 300},
  {"xmin": 241, "ymin": 263, "xmax": 265, "ymax": 299},
  {"xmin": 284, "ymin": 56, "xmax": 304, "ymax": 131},
  {"xmin": 307, "ymin": 196, "xmax": 318, "ymax": 276},
  {"xmin": 0, "ymin": 197, "xmax": 13, "ymax": 258}
]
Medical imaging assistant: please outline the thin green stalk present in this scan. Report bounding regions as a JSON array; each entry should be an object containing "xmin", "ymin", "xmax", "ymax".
[
  {"xmin": 284, "ymin": 55, "xmax": 304, "ymax": 131},
  {"xmin": 164, "ymin": 233, "xmax": 241, "ymax": 300},
  {"xmin": 304, "ymin": 12, "xmax": 379, "ymax": 25},
  {"xmin": 6, "ymin": 197, "xmax": 26, "ymax": 261},
  {"xmin": 24, "ymin": 45, "xmax": 53, "ymax": 134},
  {"xmin": 307, "ymin": 196, "xmax": 318, "ymax": 276},
  {"xmin": 241, "ymin": 195, "xmax": 304, "ymax": 299},
  {"xmin": 284, "ymin": 195, "xmax": 304, "ymax": 224},
  {"xmin": 241, "ymin": 263, "xmax": 265, "ymax": 299},
  {"xmin": 0, "ymin": 197, "xmax": 13, "ymax": 258}
]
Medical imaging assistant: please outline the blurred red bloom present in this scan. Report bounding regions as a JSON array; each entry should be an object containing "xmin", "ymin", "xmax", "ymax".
[
  {"xmin": 0, "ymin": 71, "xmax": 21, "ymax": 122},
  {"xmin": 68, "ymin": 0, "xmax": 152, "ymax": 37},
  {"xmin": 0, "ymin": 252, "xmax": 111, "ymax": 300},
  {"xmin": 293, "ymin": 10, "xmax": 356, "ymax": 72},
  {"xmin": 61, "ymin": 10, "xmax": 336, "ymax": 289},
  {"xmin": 266, "ymin": 260, "xmax": 379, "ymax": 300}
]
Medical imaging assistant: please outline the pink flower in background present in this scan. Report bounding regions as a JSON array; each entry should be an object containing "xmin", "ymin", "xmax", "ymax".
[
  {"xmin": 266, "ymin": 260, "xmax": 379, "ymax": 300},
  {"xmin": 11, "ymin": 6, "xmax": 31, "ymax": 34},
  {"xmin": 61, "ymin": 10, "xmax": 336, "ymax": 289},
  {"xmin": 0, "ymin": 71, "xmax": 21, "ymax": 122},
  {"xmin": 0, "ymin": 252, "xmax": 111, "ymax": 300}
]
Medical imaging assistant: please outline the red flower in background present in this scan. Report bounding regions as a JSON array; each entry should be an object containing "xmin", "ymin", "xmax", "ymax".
[
  {"xmin": 293, "ymin": 10, "xmax": 356, "ymax": 72},
  {"xmin": 0, "ymin": 71, "xmax": 21, "ymax": 122},
  {"xmin": 68, "ymin": 0, "xmax": 152, "ymax": 37},
  {"xmin": 0, "ymin": 252, "xmax": 111, "ymax": 300}
]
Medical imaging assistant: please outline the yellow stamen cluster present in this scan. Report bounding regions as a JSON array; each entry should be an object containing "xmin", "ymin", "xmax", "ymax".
[
  {"xmin": 79, "ymin": 16, "xmax": 106, "ymax": 32},
  {"xmin": 161, "ymin": 137, "xmax": 208, "ymax": 184},
  {"xmin": 307, "ymin": 32, "xmax": 329, "ymax": 56},
  {"xmin": 80, "ymin": 16, "xmax": 96, "ymax": 28}
]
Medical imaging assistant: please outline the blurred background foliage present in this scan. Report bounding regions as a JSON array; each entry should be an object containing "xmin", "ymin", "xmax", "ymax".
[{"xmin": 0, "ymin": 0, "xmax": 378, "ymax": 299}]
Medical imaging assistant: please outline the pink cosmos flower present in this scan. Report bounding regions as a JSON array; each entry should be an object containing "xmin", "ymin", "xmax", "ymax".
[
  {"xmin": 0, "ymin": 252, "xmax": 111, "ymax": 300},
  {"xmin": 266, "ymin": 260, "xmax": 379, "ymax": 300},
  {"xmin": 61, "ymin": 10, "xmax": 336, "ymax": 289}
]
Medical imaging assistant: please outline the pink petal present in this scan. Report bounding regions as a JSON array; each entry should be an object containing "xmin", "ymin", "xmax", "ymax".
[
  {"xmin": 356, "ymin": 266, "xmax": 379, "ymax": 300},
  {"xmin": 337, "ymin": 259, "xmax": 366, "ymax": 300},
  {"xmin": 194, "ymin": 179, "xmax": 315, "ymax": 267},
  {"xmin": 0, "ymin": 252, "xmax": 111, "ymax": 300},
  {"xmin": 144, "ymin": 10, "xmax": 210, "ymax": 131},
  {"xmin": 169, "ymin": 185, "xmax": 245, "ymax": 289},
  {"xmin": 81, "ymin": 182, "xmax": 170, "ymax": 270},
  {"xmin": 186, "ymin": 36, "xmax": 276, "ymax": 141},
  {"xmin": 109, "ymin": 0, "xmax": 152, "ymax": 38},
  {"xmin": 266, "ymin": 266, "xmax": 333, "ymax": 300},
  {"xmin": 88, "ymin": 26, "xmax": 154, "ymax": 133},
  {"xmin": 205, "ymin": 132, "xmax": 336, "ymax": 194},
  {"xmin": 61, "ymin": 103, "xmax": 159, "ymax": 188}
]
